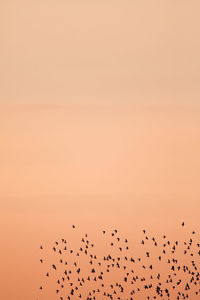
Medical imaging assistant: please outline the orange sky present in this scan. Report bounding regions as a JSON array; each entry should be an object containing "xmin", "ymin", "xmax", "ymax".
[{"xmin": 0, "ymin": 0, "xmax": 200, "ymax": 299}]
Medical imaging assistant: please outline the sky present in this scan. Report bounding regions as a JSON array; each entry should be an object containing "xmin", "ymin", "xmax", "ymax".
[{"xmin": 0, "ymin": 0, "xmax": 200, "ymax": 299}]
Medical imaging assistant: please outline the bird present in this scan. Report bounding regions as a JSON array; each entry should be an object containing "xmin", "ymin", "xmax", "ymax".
[{"xmin": 38, "ymin": 223, "xmax": 200, "ymax": 299}]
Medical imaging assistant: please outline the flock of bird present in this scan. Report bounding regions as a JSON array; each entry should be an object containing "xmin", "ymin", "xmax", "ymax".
[{"xmin": 39, "ymin": 222, "xmax": 200, "ymax": 299}]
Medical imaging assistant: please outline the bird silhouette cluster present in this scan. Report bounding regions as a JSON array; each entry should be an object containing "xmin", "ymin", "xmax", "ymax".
[{"xmin": 39, "ymin": 222, "xmax": 200, "ymax": 299}]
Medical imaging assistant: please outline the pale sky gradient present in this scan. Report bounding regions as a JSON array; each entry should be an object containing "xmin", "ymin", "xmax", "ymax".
[
  {"xmin": 0, "ymin": 1, "xmax": 200, "ymax": 299},
  {"xmin": 1, "ymin": 0, "xmax": 200, "ymax": 106}
]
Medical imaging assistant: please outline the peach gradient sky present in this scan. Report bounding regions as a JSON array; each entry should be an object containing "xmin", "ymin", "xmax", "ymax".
[{"xmin": 0, "ymin": 0, "xmax": 200, "ymax": 299}]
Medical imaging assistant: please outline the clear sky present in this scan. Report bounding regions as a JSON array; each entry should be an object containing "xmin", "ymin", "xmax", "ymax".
[{"xmin": 0, "ymin": 0, "xmax": 200, "ymax": 299}]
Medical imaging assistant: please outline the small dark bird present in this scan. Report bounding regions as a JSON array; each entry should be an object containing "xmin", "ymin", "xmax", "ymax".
[{"xmin": 39, "ymin": 223, "xmax": 200, "ymax": 299}]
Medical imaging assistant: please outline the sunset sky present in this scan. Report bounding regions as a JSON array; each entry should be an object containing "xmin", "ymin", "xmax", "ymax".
[{"xmin": 0, "ymin": 0, "xmax": 200, "ymax": 299}]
